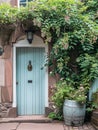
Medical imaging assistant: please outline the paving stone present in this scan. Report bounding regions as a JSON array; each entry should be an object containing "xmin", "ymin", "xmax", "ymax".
[
  {"xmin": 0, "ymin": 123, "xmax": 19, "ymax": 130},
  {"xmin": 78, "ymin": 126, "xmax": 83, "ymax": 129},
  {"xmin": 63, "ymin": 125, "xmax": 69, "ymax": 130},
  {"xmin": 82, "ymin": 124, "xmax": 89, "ymax": 129},
  {"xmin": 0, "ymin": 115, "xmax": 96, "ymax": 130},
  {"xmin": 72, "ymin": 126, "xmax": 79, "ymax": 130},
  {"xmin": 17, "ymin": 123, "xmax": 64, "ymax": 130},
  {"xmin": 64, "ymin": 123, "xmax": 95, "ymax": 130}
]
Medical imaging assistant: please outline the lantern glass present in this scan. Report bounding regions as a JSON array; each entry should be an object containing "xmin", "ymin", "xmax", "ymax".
[{"xmin": 27, "ymin": 31, "xmax": 33, "ymax": 44}]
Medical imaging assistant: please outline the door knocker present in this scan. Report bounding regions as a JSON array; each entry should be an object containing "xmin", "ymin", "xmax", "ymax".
[{"xmin": 27, "ymin": 60, "xmax": 32, "ymax": 71}]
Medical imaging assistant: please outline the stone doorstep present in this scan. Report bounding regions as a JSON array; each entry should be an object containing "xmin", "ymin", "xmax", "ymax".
[{"xmin": 0, "ymin": 116, "xmax": 53, "ymax": 123}]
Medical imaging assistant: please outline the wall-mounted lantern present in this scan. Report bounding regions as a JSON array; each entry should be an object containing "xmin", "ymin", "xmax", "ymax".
[{"xmin": 26, "ymin": 30, "xmax": 33, "ymax": 44}]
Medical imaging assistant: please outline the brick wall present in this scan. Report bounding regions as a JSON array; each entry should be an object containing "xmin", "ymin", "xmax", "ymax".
[
  {"xmin": 0, "ymin": 0, "xmax": 18, "ymax": 6},
  {"xmin": 10, "ymin": 0, "xmax": 18, "ymax": 6}
]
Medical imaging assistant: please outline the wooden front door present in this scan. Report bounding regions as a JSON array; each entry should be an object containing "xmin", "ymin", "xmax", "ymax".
[{"xmin": 16, "ymin": 47, "xmax": 45, "ymax": 115}]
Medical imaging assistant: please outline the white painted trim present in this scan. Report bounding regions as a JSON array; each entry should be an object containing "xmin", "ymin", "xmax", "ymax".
[
  {"xmin": 18, "ymin": 0, "xmax": 19, "ymax": 8},
  {"xmin": 12, "ymin": 35, "xmax": 49, "ymax": 109},
  {"xmin": 13, "ymin": 47, "xmax": 17, "ymax": 107}
]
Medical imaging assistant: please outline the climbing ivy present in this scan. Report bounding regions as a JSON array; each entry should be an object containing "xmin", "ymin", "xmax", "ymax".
[{"xmin": 0, "ymin": 0, "xmax": 98, "ymax": 89}]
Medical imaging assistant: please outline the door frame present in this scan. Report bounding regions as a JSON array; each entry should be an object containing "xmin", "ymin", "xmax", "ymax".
[{"xmin": 12, "ymin": 35, "xmax": 48, "ymax": 111}]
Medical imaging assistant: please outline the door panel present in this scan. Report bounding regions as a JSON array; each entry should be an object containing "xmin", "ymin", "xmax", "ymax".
[{"xmin": 16, "ymin": 47, "xmax": 45, "ymax": 115}]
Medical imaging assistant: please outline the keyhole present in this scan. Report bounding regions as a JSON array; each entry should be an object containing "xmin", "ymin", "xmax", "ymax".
[{"xmin": 27, "ymin": 60, "xmax": 32, "ymax": 71}]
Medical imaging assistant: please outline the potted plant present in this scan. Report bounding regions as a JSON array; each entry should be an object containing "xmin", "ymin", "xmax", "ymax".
[{"xmin": 52, "ymin": 80, "xmax": 87, "ymax": 126}]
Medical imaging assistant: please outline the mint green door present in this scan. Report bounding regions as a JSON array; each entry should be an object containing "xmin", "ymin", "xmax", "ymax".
[{"xmin": 16, "ymin": 47, "xmax": 45, "ymax": 115}]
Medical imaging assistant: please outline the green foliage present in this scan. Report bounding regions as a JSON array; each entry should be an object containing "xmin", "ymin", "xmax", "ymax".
[
  {"xmin": 0, "ymin": 0, "xmax": 98, "ymax": 43},
  {"xmin": 52, "ymin": 80, "xmax": 87, "ymax": 116},
  {"xmin": 86, "ymin": 101, "xmax": 98, "ymax": 112},
  {"xmin": 86, "ymin": 90, "xmax": 98, "ymax": 113},
  {"xmin": 48, "ymin": 112, "xmax": 63, "ymax": 120},
  {"xmin": 0, "ymin": 3, "xmax": 17, "ymax": 25},
  {"xmin": 77, "ymin": 53, "xmax": 98, "ymax": 82},
  {"xmin": 0, "ymin": 0, "xmax": 98, "ymax": 119}
]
